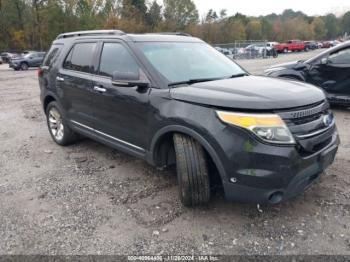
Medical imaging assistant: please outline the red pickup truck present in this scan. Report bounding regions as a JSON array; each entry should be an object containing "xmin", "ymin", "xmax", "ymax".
[{"xmin": 275, "ymin": 40, "xmax": 306, "ymax": 53}]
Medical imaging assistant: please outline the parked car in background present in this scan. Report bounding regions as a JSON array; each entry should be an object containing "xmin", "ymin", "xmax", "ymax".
[
  {"xmin": 304, "ymin": 41, "xmax": 318, "ymax": 50},
  {"xmin": 1, "ymin": 52, "xmax": 17, "ymax": 63},
  {"xmin": 243, "ymin": 43, "xmax": 277, "ymax": 58},
  {"xmin": 275, "ymin": 40, "xmax": 306, "ymax": 53},
  {"xmin": 9, "ymin": 51, "xmax": 45, "ymax": 70},
  {"xmin": 39, "ymin": 30, "xmax": 339, "ymax": 207},
  {"xmin": 264, "ymin": 41, "xmax": 350, "ymax": 106},
  {"xmin": 321, "ymin": 41, "xmax": 332, "ymax": 48}
]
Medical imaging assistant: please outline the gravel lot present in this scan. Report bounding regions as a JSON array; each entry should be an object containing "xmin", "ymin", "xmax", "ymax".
[{"xmin": 0, "ymin": 50, "xmax": 349, "ymax": 255}]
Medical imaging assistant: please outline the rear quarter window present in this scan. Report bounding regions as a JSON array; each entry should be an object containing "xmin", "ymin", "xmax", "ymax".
[
  {"xmin": 63, "ymin": 42, "xmax": 96, "ymax": 73},
  {"xmin": 43, "ymin": 44, "xmax": 63, "ymax": 67}
]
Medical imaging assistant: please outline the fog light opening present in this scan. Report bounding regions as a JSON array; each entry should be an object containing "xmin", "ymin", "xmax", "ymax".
[{"xmin": 268, "ymin": 191, "xmax": 283, "ymax": 204}]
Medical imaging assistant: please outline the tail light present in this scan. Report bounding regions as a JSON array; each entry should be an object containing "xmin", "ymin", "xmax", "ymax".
[{"xmin": 37, "ymin": 68, "xmax": 44, "ymax": 77}]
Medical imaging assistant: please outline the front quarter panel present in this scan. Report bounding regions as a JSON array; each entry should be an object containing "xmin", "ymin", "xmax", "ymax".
[{"xmin": 147, "ymin": 91, "xmax": 259, "ymax": 186}]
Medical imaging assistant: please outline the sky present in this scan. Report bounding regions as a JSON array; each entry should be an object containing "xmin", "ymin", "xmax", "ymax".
[{"xmin": 190, "ymin": 0, "xmax": 350, "ymax": 17}]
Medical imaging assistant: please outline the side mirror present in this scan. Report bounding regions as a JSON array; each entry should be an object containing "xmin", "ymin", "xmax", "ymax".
[
  {"xmin": 112, "ymin": 71, "xmax": 149, "ymax": 88},
  {"xmin": 321, "ymin": 57, "xmax": 328, "ymax": 65}
]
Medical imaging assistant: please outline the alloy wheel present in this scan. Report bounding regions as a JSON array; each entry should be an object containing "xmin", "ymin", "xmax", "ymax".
[{"xmin": 48, "ymin": 107, "xmax": 64, "ymax": 141}]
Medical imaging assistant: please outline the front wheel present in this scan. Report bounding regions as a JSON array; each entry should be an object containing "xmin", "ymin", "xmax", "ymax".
[
  {"xmin": 173, "ymin": 134, "xmax": 210, "ymax": 207},
  {"xmin": 45, "ymin": 101, "xmax": 78, "ymax": 146}
]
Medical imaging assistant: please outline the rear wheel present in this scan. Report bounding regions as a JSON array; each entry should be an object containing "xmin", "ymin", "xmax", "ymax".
[
  {"xmin": 173, "ymin": 133, "xmax": 210, "ymax": 207},
  {"xmin": 20, "ymin": 62, "xmax": 28, "ymax": 70},
  {"xmin": 45, "ymin": 101, "xmax": 78, "ymax": 146}
]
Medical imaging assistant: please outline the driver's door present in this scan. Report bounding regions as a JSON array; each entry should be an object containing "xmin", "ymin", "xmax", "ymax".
[
  {"xmin": 309, "ymin": 47, "xmax": 350, "ymax": 98},
  {"xmin": 91, "ymin": 41, "xmax": 151, "ymax": 153}
]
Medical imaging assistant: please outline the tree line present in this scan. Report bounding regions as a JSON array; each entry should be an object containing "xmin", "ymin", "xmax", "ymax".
[{"xmin": 0, "ymin": 0, "xmax": 349, "ymax": 51}]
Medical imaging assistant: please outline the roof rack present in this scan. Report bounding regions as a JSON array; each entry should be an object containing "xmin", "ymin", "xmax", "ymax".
[
  {"xmin": 56, "ymin": 30, "xmax": 125, "ymax": 39},
  {"xmin": 146, "ymin": 32, "xmax": 192, "ymax": 37}
]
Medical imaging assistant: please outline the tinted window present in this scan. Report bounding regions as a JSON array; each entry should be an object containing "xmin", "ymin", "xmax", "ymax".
[
  {"xmin": 43, "ymin": 45, "xmax": 62, "ymax": 67},
  {"xmin": 99, "ymin": 43, "xmax": 139, "ymax": 78},
  {"xmin": 329, "ymin": 48, "xmax": 350, "ymax": 64},
  {"xmin": 63, "ymin": 43, "xmax": 96, "ymax": 73}
]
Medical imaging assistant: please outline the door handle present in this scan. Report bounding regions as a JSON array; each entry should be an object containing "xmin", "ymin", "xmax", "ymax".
[
  {"xmin": 94, "ymin": 86, "xmax": 107, "ymax": 93},
  {"xmin": 56, "ymin": 76, "xmax": 65, "ymax": 82}
]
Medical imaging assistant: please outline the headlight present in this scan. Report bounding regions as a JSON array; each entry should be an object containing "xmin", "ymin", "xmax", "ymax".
[{"xmin": 216, "ymin": 111, "xmax": 295, "ymax": 144}]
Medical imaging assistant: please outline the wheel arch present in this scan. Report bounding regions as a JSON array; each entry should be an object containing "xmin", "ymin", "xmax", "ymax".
[
  {"xmin": 42, "ymin": 92, "xmax": 63, "ymax": 113},
  {"xmin": 149, "ymin": 125, "xmax": 227, "ymax": 182}
]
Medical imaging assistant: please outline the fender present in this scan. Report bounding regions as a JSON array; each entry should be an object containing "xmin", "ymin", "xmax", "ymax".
[{"xmin": 148, "ymin": 124, "xmax": 228, "ymax": 183}]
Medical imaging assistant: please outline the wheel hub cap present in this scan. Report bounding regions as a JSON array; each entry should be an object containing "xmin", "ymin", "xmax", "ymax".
[{"xmin": 48, "ymin": 108, "xmax": 64, "ymax": 141}]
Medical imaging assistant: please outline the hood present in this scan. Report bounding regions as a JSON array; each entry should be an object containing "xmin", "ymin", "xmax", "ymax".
[
  {"xmin": 268, "ymin": 60, "xmax": 299, "ymax": 70},
  {"xmin": 170, "ymin": 75, "xmax": 325, "ymax": 110}
]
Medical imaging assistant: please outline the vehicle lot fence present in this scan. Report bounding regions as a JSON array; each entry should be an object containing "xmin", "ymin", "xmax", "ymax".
[{"xmin": 214, "ymin": 40, "xmax": 278, "ymax": 60}]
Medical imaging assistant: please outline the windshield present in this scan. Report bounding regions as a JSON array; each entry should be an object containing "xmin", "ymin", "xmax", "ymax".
[{"xmin": 137, "ymin": 42, "xmax": 246, "ymax": 83}]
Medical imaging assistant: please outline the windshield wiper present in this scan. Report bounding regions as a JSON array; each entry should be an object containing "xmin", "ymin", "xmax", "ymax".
[
  {"xmin": 227, "ymin": 73, "xmax": 249, "ymax": 79},
  {"xmin": 168, "ymin": 77, "xmax": 223, "ymax": 87}
]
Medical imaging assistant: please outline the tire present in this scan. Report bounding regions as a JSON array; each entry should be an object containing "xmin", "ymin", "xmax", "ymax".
[
  {"xmin": 45, "ymin": 101, "xmax": 78, "ymax": 146},
  {"xmin": 20, "ymin": 62, "xmax": 28, "ymax": 70},
  {"xmin": 173, "ymin": 133, "xmax": 210, "ymax": 207},
  {"xmin": 284, "ymin": 48, "xmax": 288, "ymax": 53}
]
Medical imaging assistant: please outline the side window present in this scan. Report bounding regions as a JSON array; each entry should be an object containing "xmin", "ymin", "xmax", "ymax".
[
  {"xmin": 43, "ymin": 45, "xmax": 62, "ymax": 67},
  {"xmin": 329, "ymin": 48, "xmax": 350, "ymax": 64},
  {"xmin": 63, "ymin": 42, "xmax": 96, "ymax": 73},
  {"xmin": 98, "ymin": 43, "xmax": 139, "ymax": 78}
]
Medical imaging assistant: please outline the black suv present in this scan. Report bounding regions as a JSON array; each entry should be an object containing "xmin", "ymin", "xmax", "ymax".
[{"xmin": 39, "ymin": 30, "xmax": 339, "ymax": 207}]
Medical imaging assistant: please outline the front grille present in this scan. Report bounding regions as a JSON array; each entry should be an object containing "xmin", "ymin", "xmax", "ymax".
[
  {"xmin": 276, "ymin": 101, "xmax": 334, "ymax": 154},
  {"xmin": 290, "ymin": 112, "xmax": 323, "ymax": 125}
]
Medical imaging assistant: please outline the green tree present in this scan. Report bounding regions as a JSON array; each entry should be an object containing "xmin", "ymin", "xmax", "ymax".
[
  {"xmin": 261, "ymin": 18, "xmax": 273, "ymax": 40},
  {"xmin": 146, "ymin": 0, "xmax": 162, "ymax": 30},
  {"xmin": 163, "ymin": 0, "xmax": 199, "ymax": 30},
  {"xmin": 245, "ymin": 20, "xmax": 262, "ymax": 40},
  {"xmin": 341, "ymin": 11, "xmax": 350, "ymax": 35},
  {"xmin": 324, "ymin": 14, "xmax": 339, "ymax": 39},
  {"xmin": 311, "ymin": 17, "xmax": 326, "ymax": 40}
]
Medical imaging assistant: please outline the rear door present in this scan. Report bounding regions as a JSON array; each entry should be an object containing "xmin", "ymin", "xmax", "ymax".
[
  {"xmin": 91, "ymin": 41, "xmax": 151, "ymax": 153},
  {"xmin": 57, "ymin": 42, "xmax": 97, "ymax": 127}
]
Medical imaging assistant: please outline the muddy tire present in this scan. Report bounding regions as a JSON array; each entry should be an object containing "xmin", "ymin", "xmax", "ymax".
[
  {"xmin": 45, "ymin": 101, "xmax": 78, "ymax": 146},
  {"xmin": 173, "ymin": 133, "xmax": 210, "ymax": 207}
]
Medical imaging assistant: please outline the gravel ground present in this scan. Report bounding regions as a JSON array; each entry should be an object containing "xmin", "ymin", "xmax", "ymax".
[{"xmin": 0, "ymin": 50, "xmax": 349, "ymax": 255}]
